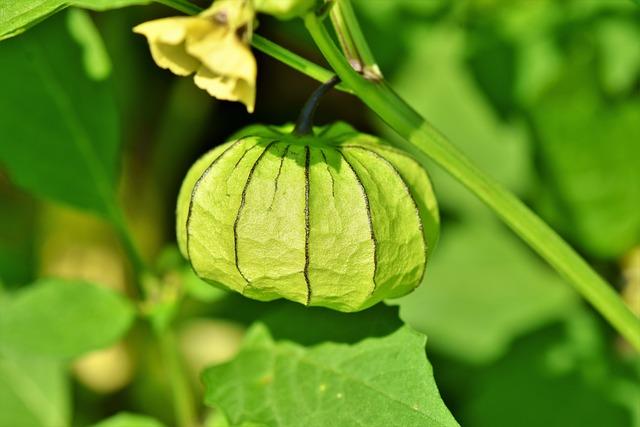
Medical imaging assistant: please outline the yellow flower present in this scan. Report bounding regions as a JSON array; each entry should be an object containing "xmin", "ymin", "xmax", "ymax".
[{"xmin": 133, "ymin": 0, "xmax": 257, "ymax": 112}]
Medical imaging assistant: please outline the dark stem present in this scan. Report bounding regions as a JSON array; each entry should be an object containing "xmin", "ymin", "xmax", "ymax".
[{"xmin": 293, "ymin": 76, "xmax": 341, "ymax": 136}]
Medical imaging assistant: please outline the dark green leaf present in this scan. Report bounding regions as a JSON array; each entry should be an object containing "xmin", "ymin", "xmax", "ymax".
[
  {"xmin": 0, "ymin": 0, "xmax": 149, "ymax": 40},
  {"xmin": 203, "ymin": 324, "xmax": 458, "ymax": 427},
  {"xmin": 0, "ymin": 10, "xmax": 120, "ymax": 217},
  {"xmin": 459, "ymin": 318, "xmax": 636, "ymax": 427},
  {"xmin": 0, "ymin": 278, "xmax": 135, "ymax": 358}
]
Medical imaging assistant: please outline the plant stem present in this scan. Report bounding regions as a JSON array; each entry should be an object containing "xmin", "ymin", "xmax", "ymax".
[
  {"xmin": 293, "ymin": 75, "xmax": 341, "ymax": 135},
  {"xmin": 153, "ymin": 0, "xmax": 351, "ymax": 93},
  {"xmin": 329, "ymin": 0, "xmax": 381, "ymax": 79},
  {"xmin": 158, "ymin": 328, "xmax": 198, "ymax": 427},
  {"xmin": 304, "ymin": 13, "xmax": 640, "ymax": 351},
  {"xmin": 252, "ymin": 36, "xmax": 351, "ymax": 93}
]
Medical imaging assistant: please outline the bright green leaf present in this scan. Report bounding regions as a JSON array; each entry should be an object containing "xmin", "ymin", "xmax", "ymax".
[
  {"xmin": 203, "ymin": 324, "xmax": 459, "ymax": 427},
  {"xmin": 0, "ymin": 10, "xmax": 121, "ymax": 217},
  {"xmin": 398, "ymin": 220, "xmax": 577, "ymax": 364},
  {"xmin": 91, "ymin": 412, "xmax": 166, "ymax": 427},
  {"xmin": 0, "ymin": 349, "xmax": 70, "ymax": 427},
  {"xmin": 0, "ymin": 278, "xmax": 135, "ymax": 358},
  {"xmin": 0, "ymin": 0, "xmax": 149, "ymax": 40}
]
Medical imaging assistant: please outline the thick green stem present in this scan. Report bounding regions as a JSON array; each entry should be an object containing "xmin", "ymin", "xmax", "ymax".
[
  {"xmin": 304, "ymin": 13, "xmax": 640, "ymax": 351},
  {"xmin": 329, "ymin": 0, "xmax": 381, "ymax": 79}
]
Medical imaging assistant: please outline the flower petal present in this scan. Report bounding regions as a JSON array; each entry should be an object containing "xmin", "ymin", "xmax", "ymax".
[
  {"xmin": 134, "ymin": 17, "xmax": 217, "ymax": 76},
  {"xmin": 187, "ymin": 33, "xmax": 256, "ymax": 82},
  {"xmin": 194, "ymin": 67, "xmax": 255, "ymax": 113},
  {"xmin": 149, "ymin": 42, "xmax": 200, "ymax": 76}
]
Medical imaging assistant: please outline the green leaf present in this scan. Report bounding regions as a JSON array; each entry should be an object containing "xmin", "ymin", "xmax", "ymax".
[
  {"xmin": 531, "ymin": 59, "xmax": 640, "ymax": 258},
  {"xmin": 0, "ymin": 278, "xmax": 135, "ymax": 358},
  {"xmin": 91, "ymin": 412, "xmax": 166, "ymax": 427},
  {"xmin": 0, "ymin": 349, "xmax": 70, "ymax": 427},
  {"xmin": 203, "ymin": 324, "xmax": 458, "ymax": 427},
  {"xmin": 459, "ymin": 318, "xmax": 636, "ymax": 427},
  {"xmin": 0, "ymin": 0, "xmax": 149, "ymax": 40},
  {"xmin": 0, "ymin": 10, "xmax": 120, "ymax": 217},
  {"xmin": 398, "ymin": 220, "xmax": 577, "ymax": 364}
]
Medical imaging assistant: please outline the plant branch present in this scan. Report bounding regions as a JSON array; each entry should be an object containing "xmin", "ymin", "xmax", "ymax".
[
  {"xmin": 252, "ymin": 35, "xmax": 351, "ymax": 93},
  {"xmin": 329, "ymin": 0, "xmax": 381, "ymax": 79},
  {"xmin": 304, "ymin": 13, "xmax": 640, "ymax": 351}
]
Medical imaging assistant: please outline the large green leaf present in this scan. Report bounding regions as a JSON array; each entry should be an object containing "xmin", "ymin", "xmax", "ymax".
[
  {"xmin": 0, "ymin": 10, "xmax": 120, "ymax": 217},
  {"xmin": 531, "ymin": 59, "xmax": 640, "ymax": 258},
  {"xmin": 0, "ymin": 278, "xmax": 135, "ymax": 358},
  {"xmin": 398, "ymin": 220, "xmax": 577, "ymax": 364},
  {"xmin": 203, "ymin": 324, "xmax": 458, "ymax": 427},
  {"xmin": 0, "ymin": 0, "xmax": 149, "ymax": 40},
  {"xmin": 91, "ymin": 412, "xmax": 166, "ymax": 427},
  {"xmin": 0, "ymin": 349, "xmax": 70, "ymax": 427}
]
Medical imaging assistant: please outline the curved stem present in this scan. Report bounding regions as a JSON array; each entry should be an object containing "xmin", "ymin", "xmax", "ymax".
[
  {"xmin": 294, "ymin": 75, "xmax": 341, "ymax": 135},
  {"xmin": 304, "ymin": 13, "xmax": 640, "ymax": 351}
]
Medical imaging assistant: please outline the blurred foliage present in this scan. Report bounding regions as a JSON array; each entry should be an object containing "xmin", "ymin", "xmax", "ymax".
[{"xmin": 0, "ymin": 0, "xmax": 639, "ymax": 426}]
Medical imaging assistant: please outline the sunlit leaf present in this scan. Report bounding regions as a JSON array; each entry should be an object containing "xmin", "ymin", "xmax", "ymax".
[{"xmin": 203, "ymin": 324, "xmax": 458, "ymax": 427}]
